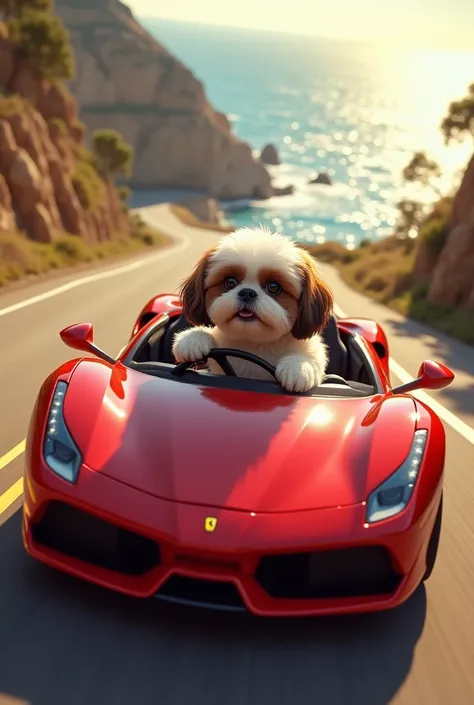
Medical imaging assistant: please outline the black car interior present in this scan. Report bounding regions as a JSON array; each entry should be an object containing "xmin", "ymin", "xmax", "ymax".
[{"xmin": 127, "ymin": 312, "xmax": 381, "ymax": 398}]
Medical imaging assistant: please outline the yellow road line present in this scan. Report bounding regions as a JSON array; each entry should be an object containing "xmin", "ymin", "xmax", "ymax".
[
  {"xmin": 0, "ymin": 440, "xmax": 26, "ymax": 515},
  {"xmin": 0, "ymin": 478, "xmax": 24, "ymax": 514},
  {"xmin": 0, "ymin": 440, "xmax": 26, "ymax": 471}
]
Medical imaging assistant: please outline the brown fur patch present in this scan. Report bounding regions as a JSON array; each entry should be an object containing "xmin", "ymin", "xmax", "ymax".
[
  {"xmin": 272, "ymin": 291, "xmax": 299, "ymax": 326},
  {"xmin": 205, "ymin": 263, "xmax": 246, "ymax": 289},
  {"xmin": 277, "ymin": 292, "xmax": 299, "ymax": 324},
  {"xmin": 292, "ymin": 251, "xmax": 334, "ymax": 339},
  {"xmin": 204, "ymin": 282, "xmax": 228, "ymax": 317},
  {"xmin": 258, "ymin": 268, "xmax": 301, "ymax": 299},
  {"xmin": 177, "ymin": 247, "xmax": 216, "ymax": 326}
]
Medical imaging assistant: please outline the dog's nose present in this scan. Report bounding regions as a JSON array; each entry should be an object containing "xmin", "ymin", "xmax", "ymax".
[{"xmin": 238, "ymin": 288, "xmax": 258, "ymax": 302}]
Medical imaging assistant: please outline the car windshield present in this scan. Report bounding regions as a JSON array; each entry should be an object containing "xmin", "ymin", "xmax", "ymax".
[
  {"xmin": 126, "ymin": 359, "xmax": 376, "ymax": 399},
  {"xmin": 124, "ymin": 317, "xmax": 379, "ymax": 399}
]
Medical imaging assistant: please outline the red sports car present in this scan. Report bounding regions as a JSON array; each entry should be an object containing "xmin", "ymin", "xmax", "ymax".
[{"xmin": 22, "ymin": 294, "xmax": 454, "ymax": 617}]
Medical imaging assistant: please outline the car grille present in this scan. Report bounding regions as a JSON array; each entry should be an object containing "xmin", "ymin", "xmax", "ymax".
[
  {"xmin": 32, "ymin": 502, "xmax": 402, "ymax": 607},
  {"xmin": 255, "ymin": 546, "xmax": 401, "ymax": 599},
  {"xmin": 32, "ymin": 501, "xmax": 161, "ymax": 576},
  {"xmin": 156, "ymin": 575, "xmax": 247, "ymax": 612}
]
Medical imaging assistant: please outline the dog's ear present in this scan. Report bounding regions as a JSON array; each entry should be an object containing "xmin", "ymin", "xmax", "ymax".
[
  {"xmin": 178, "ymin": 248, "xmax": 215, "ymax": 326},
  {"xmin": 292, "ymin": 250, "xmax": 334, "ymax": 340}
]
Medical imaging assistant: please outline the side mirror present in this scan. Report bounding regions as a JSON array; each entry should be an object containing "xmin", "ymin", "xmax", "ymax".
[
  {"xmin": 60, "ymin": 323, "xmax": 115, "ymax": 365},
  {"xmin": 391, "ymin": 360, "xmax": 454, "ymax": 395}
]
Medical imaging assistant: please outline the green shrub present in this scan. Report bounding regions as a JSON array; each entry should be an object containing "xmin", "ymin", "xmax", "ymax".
[
  {"xmin": 0, "ymin": 0, "xmax": 51, "ymax": 20},
  {"xmin": 53, "ymin": 234, "xmax": 92, "ymax": 263},
  {"xmin": 0, "ymin": 94, "xmax": 31, "ymax": 117},
  {"xmin": 92, "ymin": 129, "xmax": 133, "ymax": 180},
  {"xmin": 419, "ymin": 217, "xmax": 449, "ymax": 258},
  {"xmin": 128, "ymin": 212, "xmax": 168, "ymax": 247},
  {"xmin": 7, "ymin": 9, "xmax": 74, "ymax": 81},
  {"xmin": 117, "ymin": 185, "xmax": 131, "ymax": 203},
  {"xmin": 71, "ymin": 150, "xmax": 104, "ymax": 210},
  {"xmin": 440, "ymin": 83, "xmax": 474, "ymax": 144},
  {"xmin": 48, "ymin": 116, "xmax": 68, "ymax": 135}
]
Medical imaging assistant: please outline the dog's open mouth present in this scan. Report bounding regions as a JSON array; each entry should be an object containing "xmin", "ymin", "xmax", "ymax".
[{"xmin": 235, "ymin": 307, "xmax": 257, "ymax": 320}]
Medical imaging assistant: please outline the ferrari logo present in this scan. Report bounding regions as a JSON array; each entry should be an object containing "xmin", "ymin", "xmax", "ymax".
[{"xmin": 204, "ymin": 516, "xmax": 217, "ymax": 532}]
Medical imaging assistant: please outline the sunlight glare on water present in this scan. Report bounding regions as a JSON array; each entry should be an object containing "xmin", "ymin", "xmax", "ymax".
[{"xmin": 145, "ymin": 21, "xmax": 474, "ymax": 246}]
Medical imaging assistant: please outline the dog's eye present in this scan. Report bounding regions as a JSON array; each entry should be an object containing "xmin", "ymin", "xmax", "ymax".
[
  {"xmin": 224, "ymin": 276, "xmax": 239, "ymax": 290},
  {"xmin": 264, "ymin": 281, "xmax": 282, "ymax": 296}
]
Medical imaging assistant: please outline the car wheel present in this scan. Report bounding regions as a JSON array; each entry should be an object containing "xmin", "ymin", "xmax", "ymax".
[{"xmin": 422, "ymin": 493, "xmax": 443, "ymax": 581}]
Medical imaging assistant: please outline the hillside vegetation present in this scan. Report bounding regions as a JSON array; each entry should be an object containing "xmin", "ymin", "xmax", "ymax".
[{"xmin": 0, "ymin": 0, "xmax": 168, "ymax": 288}]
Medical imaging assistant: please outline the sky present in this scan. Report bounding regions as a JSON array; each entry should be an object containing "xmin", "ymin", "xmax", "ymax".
[{"xmin": 126, "ymin": 0, "xmax": 474, "ymax": 51}]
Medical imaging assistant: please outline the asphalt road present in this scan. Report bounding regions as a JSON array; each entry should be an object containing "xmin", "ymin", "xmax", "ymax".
[{"xmin": 1, "ymin": 205, "xmax": 474, "ymax": 705}]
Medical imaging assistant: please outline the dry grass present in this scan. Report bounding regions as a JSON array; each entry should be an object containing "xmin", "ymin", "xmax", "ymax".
[
  {"xmin": 170, "ymin": 204, "xmax": 233, "ymax": 233},
  {"xmin": 308, "ymin": 235, "xmax": 474, "ymax": 346},
  {"xmin": 338, "ymin": 239, "xmax": 417, "ymax": 305},
  {"xmin": 0, "ymin": 221, "xmax": 170, "ymax": 290},
  {"xmin": 0, "ymin": 94, "xmax": 33, "ymax": 118},
  {"xmin": 303, "ymin": 241, "xmax": 359, "ymax": 265},
  {"xmin": 70, "ymin": 147, "xmax": 104, "ymax": 211}
]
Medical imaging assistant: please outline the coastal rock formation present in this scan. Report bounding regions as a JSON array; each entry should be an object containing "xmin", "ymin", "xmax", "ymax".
[
  {"xmin": 260, "ymin": 144, "xmax": 280, "ymax": 166},
  {"xmin": 0, "ymin": 24, "xmax": 128, "ymax": 244},
  {"xmin": 272, "ymin": 184, "xmax": 294, "ymax": 196},
  {"xmin": 450, "ymin": 153, "xmax": 474, "ymax": 229},
  {"xmin": 309, "ymin": 172, "xmax": 332, "ymax": 186},
  {"xmin": 424, "ymin": 154, "xmax": 474, "ymax": 308},
  {"xmin": 428, "ymin": 222, "xmax": 474, "ymax": 307},
  {"xmin": 54, "ymin": 0, "xmax": 272, "ymax": 199},
  {"xmin": 0, "ymin": 175, "xmax": 16, "ymax": 232},
  {"xmin": 178, "ymin": 196, "xmax": 223, "ymax": 225}
]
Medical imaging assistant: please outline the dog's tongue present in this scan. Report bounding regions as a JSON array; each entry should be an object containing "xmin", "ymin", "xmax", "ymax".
[{"xmin": 239, "ymin": 309, "xmax": 255, "ymax": 318}]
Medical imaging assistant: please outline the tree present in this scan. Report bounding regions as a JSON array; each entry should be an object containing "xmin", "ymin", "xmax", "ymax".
[
  {"xmin": 92, "ymin": 130, "xmax": 133, "ymax": 181},
  {"xmin": 0, "ymin": 0, "xmax": 50, "ymax": 21},
  {"xmin": 7, "ymin": 10, "xmax": 74, "ymax": 80},
  {"xmin": 402, "ymin": 151, "xmax": 442, "ymax": 194},
  {"xmin": 394, "ymin": 83, "xmax": 473, "ymax": 250},
  {"xmin": 117, "ymin": 186, "xmax": 131, "ymax": 203},
  {"xmin": 395, "ymin": 199, "xmax": 425, "ymax": 238},
  {"xmin": 395, "ymin": 152, "xmax": 443, "ymax": 239},
  {"xmin": 440, "ymin": 83, "xmax": 474, "ymax": 144}
]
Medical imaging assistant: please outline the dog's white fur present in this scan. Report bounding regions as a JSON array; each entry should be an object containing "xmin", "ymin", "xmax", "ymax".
[{"xmin": 172, "ymin": 227, "xmax": 333, "ymax": 393}]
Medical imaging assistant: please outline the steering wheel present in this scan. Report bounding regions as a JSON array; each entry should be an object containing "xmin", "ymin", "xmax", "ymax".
[
  {"xmin": 170, "ymin": 347, "xmax": 278, "ymax": 379},
  {"xmin": 170, "ymin": 348, "xmax": 352, "ymax": 389},
  {"xmin": 320, "ymin": 373, "xmax": 350, "ymax": 387}
]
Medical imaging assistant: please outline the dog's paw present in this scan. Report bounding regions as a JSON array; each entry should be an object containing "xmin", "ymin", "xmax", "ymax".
[
  {"xmin": 276, "ymin": 355, "xmax": 318, "ymax": 393},
  {"xmin": 172, "ymin": 327, "xmax": 215, "ymax": 362}
]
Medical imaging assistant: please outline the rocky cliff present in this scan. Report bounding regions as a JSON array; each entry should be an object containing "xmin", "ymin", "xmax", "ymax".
[
  {"xmin": 0, "ymin": 21, "xmax": 129, "ymax": 245},
  {"xmin": 416, "ymin": 154, "xmax": 474, "ymax": 308},
  {"xmin": 53, "ymin": 0, "xmax": 272, "ymax": 199}
]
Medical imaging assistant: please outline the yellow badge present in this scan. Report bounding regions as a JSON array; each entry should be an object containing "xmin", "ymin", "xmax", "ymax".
[{"xmin": 204, "ymin": 516, "xmax": 217, "ymax": 532}]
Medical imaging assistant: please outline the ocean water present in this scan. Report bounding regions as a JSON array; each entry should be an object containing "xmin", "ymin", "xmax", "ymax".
[{"xmin": 143, "ymin": 18, "xmax": 474, "ymax": 247}]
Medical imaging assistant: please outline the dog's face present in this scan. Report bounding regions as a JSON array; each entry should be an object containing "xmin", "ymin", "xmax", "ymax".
[{"xmin": 179, "ymin": 227, "xmax": 333, "ymax": 343}]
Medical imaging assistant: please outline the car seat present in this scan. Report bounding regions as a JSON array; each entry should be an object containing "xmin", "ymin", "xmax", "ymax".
[{"xmin": 158, "ymin": 312, "xmax": 349, "ymax": 378}]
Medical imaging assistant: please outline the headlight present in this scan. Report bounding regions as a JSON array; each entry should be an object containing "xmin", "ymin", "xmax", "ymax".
[
  {"xmin": 43, "ymin": 381, "xmax": 82, "ymax": 483},
  {"xmin": 366, "ymin": 430, "xmax": 428, "ymax": 524}
]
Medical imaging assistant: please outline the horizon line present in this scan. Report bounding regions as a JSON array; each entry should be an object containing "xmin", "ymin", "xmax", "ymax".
[{"xmin": 134, "ymin": 13, "xmax": 474, "ymax": 53}]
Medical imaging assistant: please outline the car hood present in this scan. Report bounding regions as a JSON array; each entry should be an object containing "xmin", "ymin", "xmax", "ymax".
[{"xmin": 64, "ymin": 361, "xmax": 418, "ymax": 513}]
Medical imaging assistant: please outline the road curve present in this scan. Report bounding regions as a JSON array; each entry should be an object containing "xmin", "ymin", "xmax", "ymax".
[{"xmin": 0, "ymin": 205, "xmax": 474, "ymax": 705}]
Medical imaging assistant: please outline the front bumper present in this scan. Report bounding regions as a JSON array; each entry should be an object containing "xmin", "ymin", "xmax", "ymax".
[{"xmin": 23, "ymin": 460, "xmax": 441, "ymax": 617}]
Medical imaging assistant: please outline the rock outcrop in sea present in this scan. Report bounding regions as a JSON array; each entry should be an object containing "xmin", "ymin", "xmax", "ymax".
[
  {"xmin": 308, "ymin": 172, "xmax": 332, "ymax": 186},
  {"xmin": 260, "ymin": 144, "xmax": 280, "ymax": 166}
]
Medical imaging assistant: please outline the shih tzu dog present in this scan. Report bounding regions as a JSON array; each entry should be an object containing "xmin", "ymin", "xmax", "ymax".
[{"xmin": 172, "ymin": 227, "xmax": 334, "ymax": 393}]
